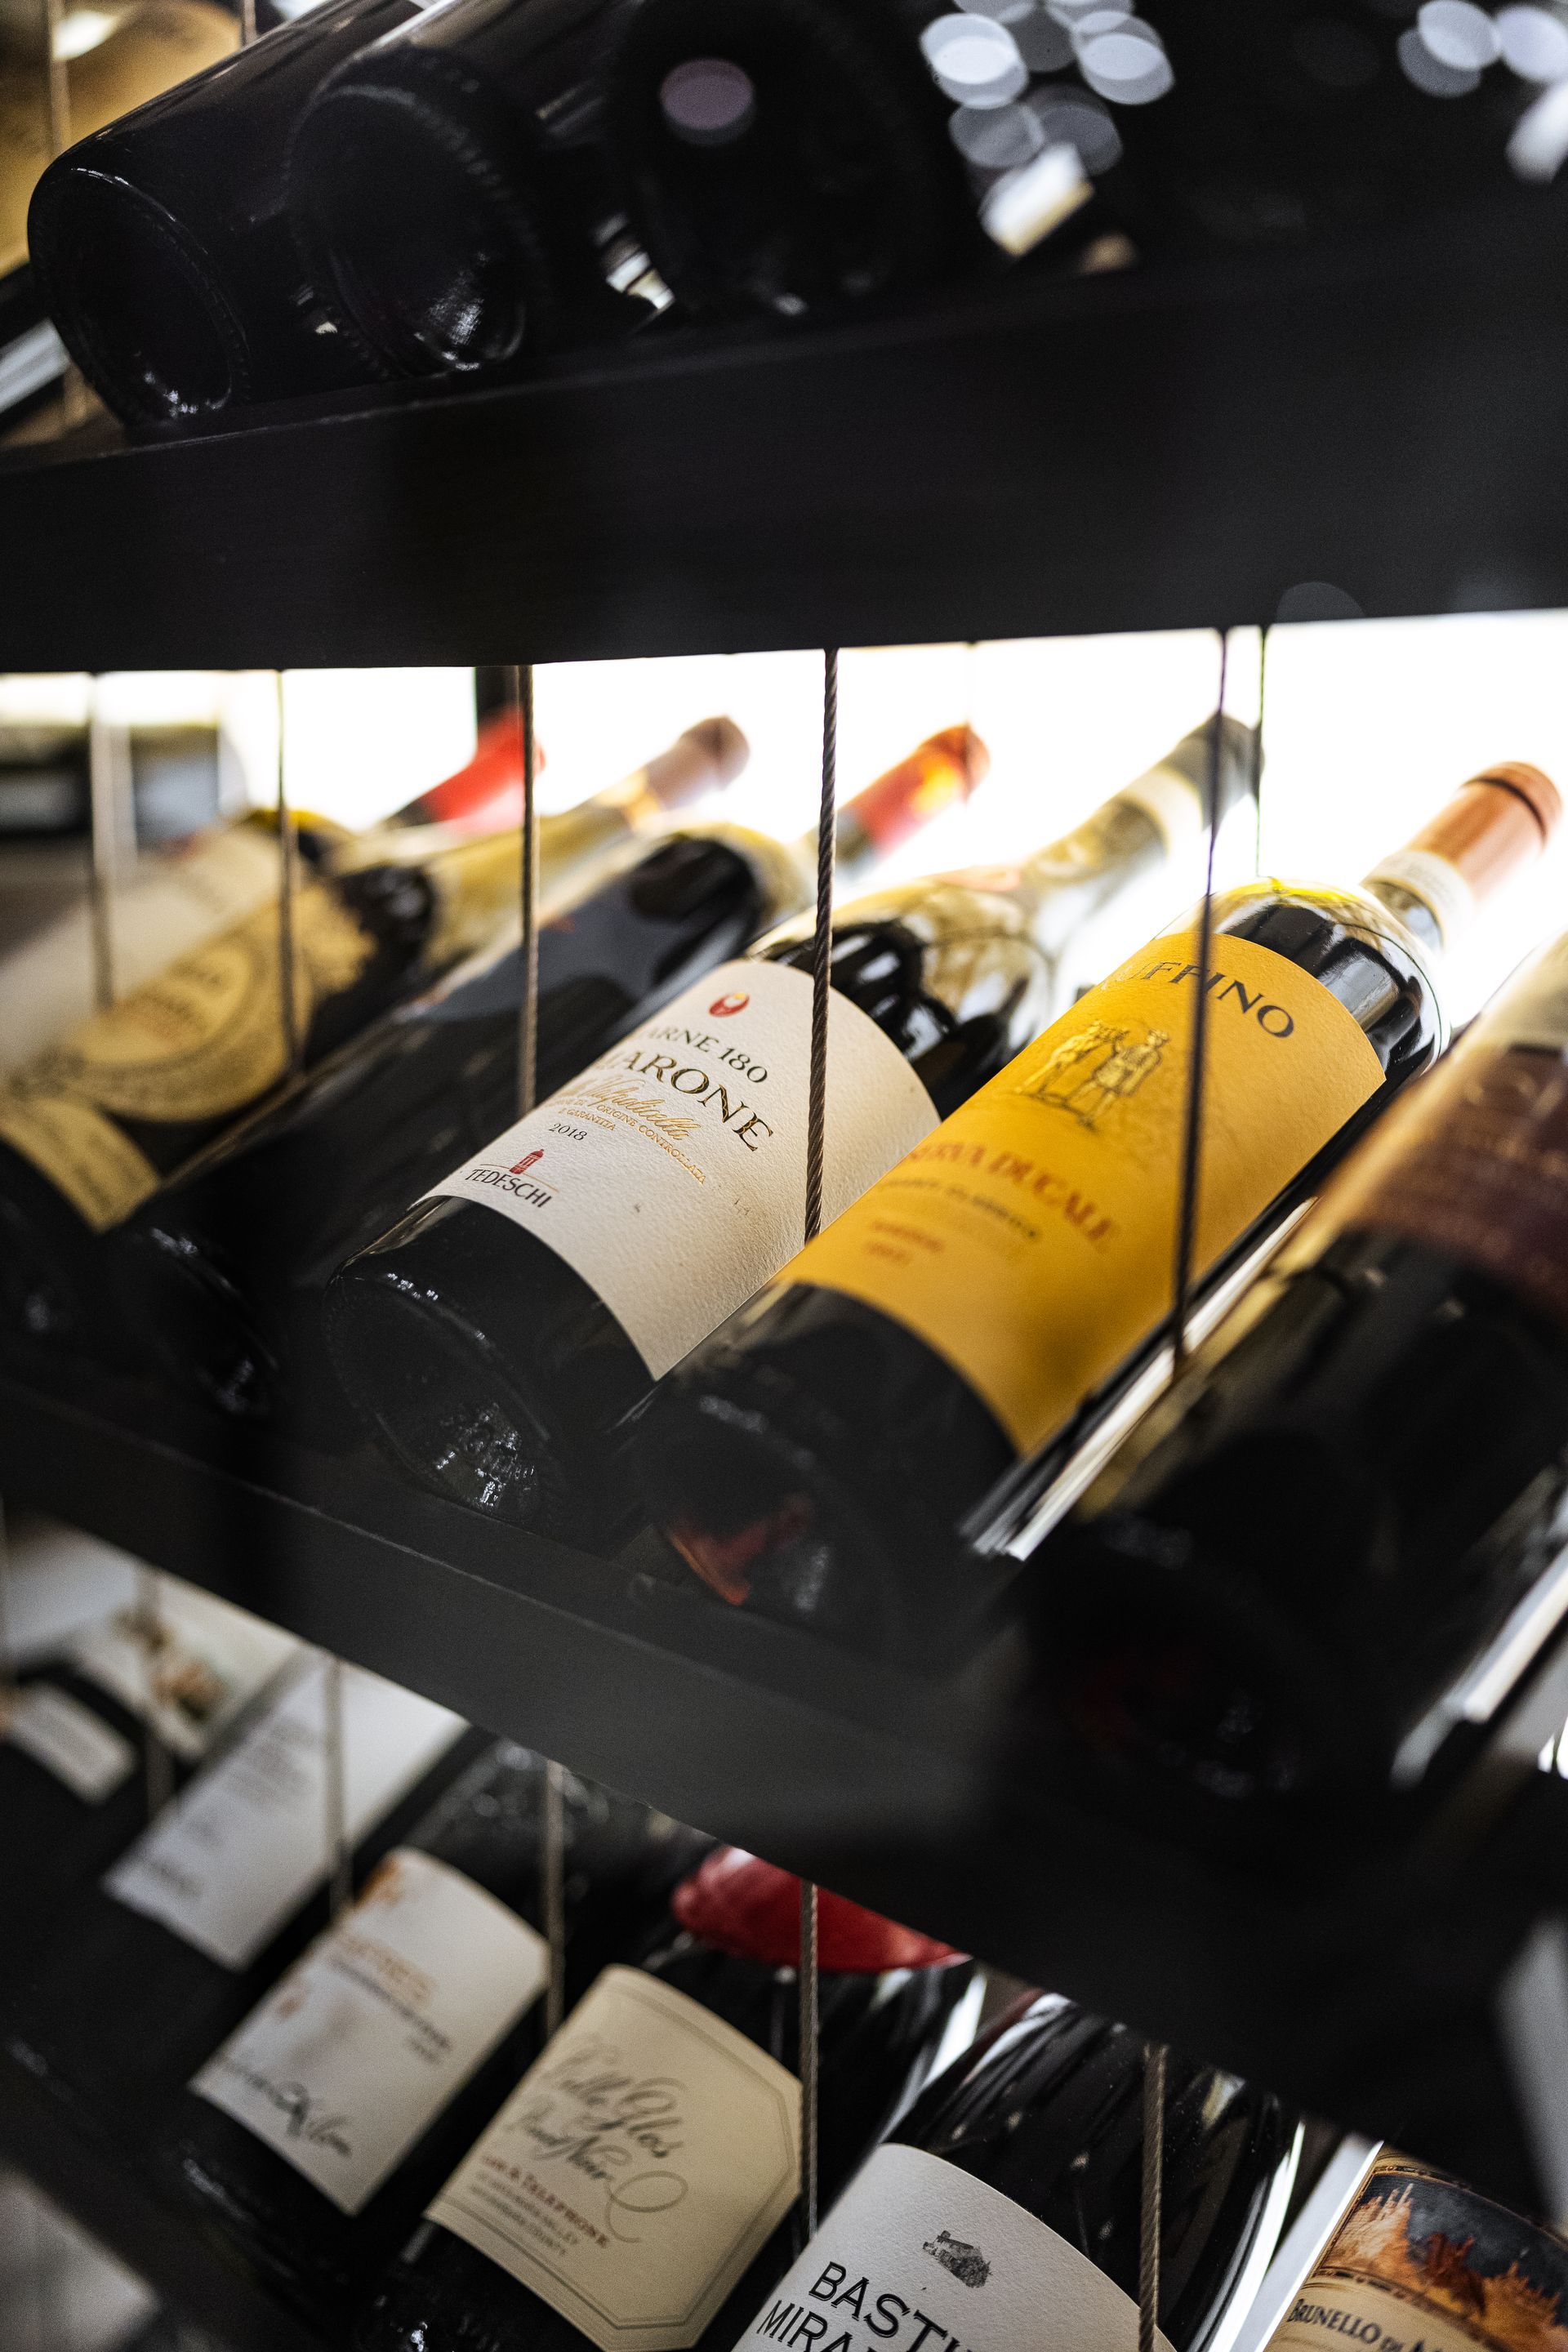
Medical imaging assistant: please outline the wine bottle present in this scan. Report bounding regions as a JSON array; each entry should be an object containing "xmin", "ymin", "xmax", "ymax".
[
  {"xmin": 630, "ymin": 763, "xmax": 1560, "ymax": 1666},
  {"xmin": 157, "ymin": 1746, "xmax": 705, "ymax": 2325},
  {"xmin": 357, "ymin": 1844, "xmax": 979, "ymax": 2352},
  {"xmin": 0, "ymin": 1575, "xmax": 297, "ymax": 1974},
  {"xmin": 287, "ymin": 0, "xmax": 663, "ymax": 386},
  {"xmin": 604, "ymin": 0, "xmax": 1568, "ymax": 325},
  {"xmin": 1263, "ymin": 2149, "xmax": 1568, "ymax": 2352},
  {"xmin": 1026, "ymin": 920, "xmax": 1568, "ymax": 1846},
  {"xmin": 728, "ymin": 1989, "xmax": 1298, "ymax": 2352},
  {"xmin": 0, "ymin": 817, "xmax": 532, "ymax": 1356},
  {"xmin": 114, "ymin": 725, "xmax": 971, "ymax": 1432},
  {"xmin": 3, "ymin": 1651, "xmax": 475, "ymax": 2154},
  {"xmin": 323, "ymin": 719, "xmax": 1244, "ymax": 1538},
  {"xmin": 25, "ymin": 0, "xmax": 423, "ymax": 426}
]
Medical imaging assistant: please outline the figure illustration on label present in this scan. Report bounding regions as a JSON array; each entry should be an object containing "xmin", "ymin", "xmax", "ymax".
[{"xmin": 1020, "ymin": 1022, "xmax": 1170, "ymax": 1129}]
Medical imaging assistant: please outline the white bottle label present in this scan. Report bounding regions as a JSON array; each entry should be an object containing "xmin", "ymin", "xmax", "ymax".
[
  {"xmin": 731, "ymin": 2144, "xmax": 1175, "ymax": 2352},
  {"xmin": 429, "ymin": 1964, "xmax": 802, "ymax": 2352},
  {"xmin": 66, "ymin": 1584, "xmax": 298, "ymax": 1763},
  {"xmin": 191, "ymin": 1847, "xmax": 547, "ymax": 2216},
  {"xmin": 5, "ymin": 1682, "xmax": 137, "ymax": 1802},
  {"xmin": 1364, "ymin": 847, "xmax": 1475, "ymax": 951},
  {"xmin": 426, "ymin": 958, "xmax": 939, "ymax": 1380},
  {"xmin": 103, "ymin": 1655, "xmax": 466, "ymax": 1969}
]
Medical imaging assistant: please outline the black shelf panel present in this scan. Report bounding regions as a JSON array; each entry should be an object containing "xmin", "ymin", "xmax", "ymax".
[
  {"xmin": 7, "ymin": 1368, "xmax": 1568, "ymax": 2221},
  {"xmin": 5, "ymin": 189, "xmax": 1568, "ymax": 670}
]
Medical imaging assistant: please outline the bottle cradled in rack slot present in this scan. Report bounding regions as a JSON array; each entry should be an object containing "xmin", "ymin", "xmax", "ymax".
[
  {"xmin": 357, "ymin": 1844, "xmax": 979, "ymax": 2352},
  {"xmin": 288, "ymin": 0, "xmax": 667, "ymax": 385},
  {"xmin": 728, "ymin": 1988, "xmax": 1298, "ymax": 2352},
  {"xmin": 1026, "ymin": 918, "xmax": 1568, "ymax": 1846},
  {"xmin": 1263, "ymin": 2150, "xmax": 1568, "ymax": 2352},
  {"xmin": 629, "ymin": 763, "xmax": 1560, "ymax": 1667},
  {"xmin": 156, "ymin": 1745, "xmax": 704, "ymax": 2325},
  {"xmin": 604, "ymin": 0, "xmax": 1568, "ymax": 326},
  {"xmin": 0, "ymin": 1570, "xmax": 297, "ymax": 1977},
  {"xmin": 3, "ymin": 1652, "xmax": 477, "ymax": 2154},
  {"xmin": 25, "ymin": 0, "xmax": 435, "ymax": 425},
  {"xmin": 113, "ymin": 723, "xmax": 952, "ymax": 1436},
  {"xmin": 0, "ymin": 813, "xmax": 539, "ymax": 1357},
  {"xmin": 324, "ymin": 719, "xmax": 1251, "ymax": 1539}
]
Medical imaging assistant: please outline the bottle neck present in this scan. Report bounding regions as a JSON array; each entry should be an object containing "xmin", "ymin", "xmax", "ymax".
[
  {"xmin": 1362, "ymin": 768, "xmax": 1559, "ymax": 960},
  {"xmin": 1010, "ymin": 766, "xmax": 1200, "ymax": 959}
]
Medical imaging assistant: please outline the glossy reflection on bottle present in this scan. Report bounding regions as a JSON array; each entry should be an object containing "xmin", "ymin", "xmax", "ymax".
[{"xmin": 630, "ymin": 766, "xmax": 1559, "ymax": 1670}]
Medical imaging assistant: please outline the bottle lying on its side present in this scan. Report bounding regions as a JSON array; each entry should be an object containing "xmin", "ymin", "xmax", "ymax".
[
  {"xmin": 725, "ymin": 1984, "xmax": 1299, "ymax": 2352},
  {"xmin": 324, "ymin": 718, "xmax": 1253, "ymax": 1540},
  {"xmin": 627, "ymin": 763, "xmax": 1560, "ymax": 1667},
  {"xmin": 156, "ymin": 1743, "xmax": 705, "ymax": 2327},
  {"xmin": 4, "ymin": 1653, "xmax": 478, "ymax": 2156},
  {"xmin": 1023, "ymin": 920, "xmax": 1568, "ymax": 1851},
  {"xmin": 357, "ymin": 1846, "xmax": 980, "ymax": 2352},
  {"xmin": 112, "ymin": 726, "xmax": 974, "ymax": 1440}
]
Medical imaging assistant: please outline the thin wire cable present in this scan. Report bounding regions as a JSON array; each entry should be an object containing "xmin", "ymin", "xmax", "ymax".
[
  {"xmin": 1169, "ymin": 629, "xmax": 1229, "ymax": 1375},
  {"xmin": 544, "ymin": 1760, "xmax": 567, "ymax": 2038},
  {"xmin": 0, "ymin": 1494, "xmax": 14, "ymax": 1713},
  {"xmin": 275, "ymin": 674, "xmax": 302, "ymax": 1080},
  {"xmin": 1138, "ymin": 2042, "xmax": 1168, "ymax": 2352},
  {"xmin": 804, "ymin": 648, "xmax": 838, "ymax": 1245},
  {"xmin": 41, "ymin": 0, "xmax": 69, "ymax": 158},
  {"xmin": 239, "ymin": 0, "xmax": 256, "ymax": 42},
  {"xmin": 87, "ymin": 679, "xmax": 127, "ymax": 1010},
  {"xmin": 324, "ymin": 1655, "xmax": 351, "ymax": 1918},
  {"xmin": 1252, "ymin": 626, "xmax": 1269, "ymax": 877},
  {"xmin": 800, "ymin": 1877, "xmax": 820, "ymax": 2239},
  {"xmin": 515, "ymin": 663, "xmax": 540, "ymax": 1119},
  {"xmin": 136, "ymin": 1565, "xmax": 173, "ymax": 1823}
]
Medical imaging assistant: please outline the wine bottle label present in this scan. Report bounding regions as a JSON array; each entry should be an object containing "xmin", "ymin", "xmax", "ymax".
[
  {"xmin": 1308, "ymin": 932, "xmax": 1568, "ymax": 1331},
  {"xmin": 0, "ymin": 882, "xmax": 376, "ymax": 1231},
  {"xmin": 787, "ymin": 928, "xmax": 1385, "ymax": 1453},
  {"xmin": 1364, "ymin": 847, "xmax": 1475, "ymax": 950},
  {"xmin": 0, "ymin": 822, "xmax": 285, "ymax": 1077},
  {"xmin": 427, "ymin": 1963, "xmax": 801, "ymax": 2352},
  {"xmin": 191, "ymin": 1848, "xmax": 548, "ymax": 2216},
  {"xmin": 1116, "ymin": 761, "xmax": 1205, "ymax": 850},
  {"xmin": 3, "ymin": 1682, "xmax": 136, "ymax": 1803},
  {"xmin": 104, "ymin": 1656, "xmax": 466, "ymax": 1969},
  {"xmin": 426, "ymin": 958, "xmax": 938, "ymax": 1380},
  {"xmin": 1269, "ymin": 2158, "xmax": 1568, "ymax": 2350},
  {"xmin": 732, "ymin": 2143, "xmax": 1174, "ymax": 2352},
  {"xmin": 65, "ymin": 1588, "xmax": 298, "ymax": 1763}
]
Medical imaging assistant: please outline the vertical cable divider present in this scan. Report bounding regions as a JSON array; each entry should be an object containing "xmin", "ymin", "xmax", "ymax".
[
  {"xmin": 1138, "ymin": 2041, "xmax": 1169, "ymax": 2352},
  {"xmin": 137, "ymin": 1564, "xmax": 174, "ymax": 1821},
  {"xmin": 324, "ymin": 1654, "xmax": 351, "ymax": 1918},
  {"xmin": 1169, "ymin": 627, "xmax": 1229, "ymax": 1378},
  {"xmin": 87, "ymin": 677, "xmax": 125, "ymax": 1012},
  {"xmin": 543, "ymin": 1758, "xmax": 567, "ymax": 2039},
  {"xmin": 239, "ymin": 0, "xmax": 256, "ymax": 45},
  {"xmin": 0, "ymin": 1494, "xmax": 15, "ymax": 1715},
  {"xmin": 799, "ymin": 646, "xmax": 837, "ymax": 2245},
  {"xmin": 1251, "ymin": 626, "xmax": 1269, "ymax": 879},
  {"xmin": 41, "ymin": 0, "xmax": 69, "ymax": 160},
  {"xmin": 275, "ymin": 674, "xmax": 302, "ymax": 1081}
]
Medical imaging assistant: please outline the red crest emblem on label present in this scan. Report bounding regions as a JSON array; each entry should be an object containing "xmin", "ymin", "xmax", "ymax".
[
  {"xmin": 710, "ymin": 991, "xmax": 750, "ymax": 1017},
  {"xmin": 510, "ymin": 1149, "xmax": 545, "ymax": 1175}
]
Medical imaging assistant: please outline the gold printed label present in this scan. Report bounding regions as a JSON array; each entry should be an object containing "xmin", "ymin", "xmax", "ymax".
[
  {"xmin": 788, "ymin": 929, "xmax": 1385, "ymax": 1452},
  {"xmin": 0, "ymin": 884, "xmax": 374, "ymax": 1229}
]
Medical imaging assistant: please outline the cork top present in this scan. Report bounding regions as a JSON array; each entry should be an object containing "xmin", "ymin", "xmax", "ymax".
[
  {"xmin": 671, "ymin": 1846, "xmax": 963, "ymax": 1973},
  {"xmin": 1408, "ymin": 761, "xmax": 1561, "ymax": 905},
  {"xmin": 835, "ymin": 724, "xmax": 991, "ymax": 865}
]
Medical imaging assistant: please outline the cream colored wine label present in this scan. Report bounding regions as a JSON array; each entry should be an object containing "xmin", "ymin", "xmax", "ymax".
[
  {"xmin": 1267, "ymin": 2158, "xmax": 1568, "ymax": 2350},
  {"xmin": 66, "ymin": 1584, "xmax": 297, "ymax": 1763},
  {"xmin": 789, "ymin": 927, "xmax": 1385, "ymax": 1453},
  {"xmin": 3, "ymin": 1682, "xmax": 136, "ymax": 1802},
  {"xmin": 0, "ymin": 880, "xmax": 375, "ymax": 1231},
  {"xmin": 104, "ymin": 1656, "xmax": 466, "ymax": 1969},
  {"xmin": 429, "ymin": 1964, "xmax": 802, "ymax": 2352},
  {"xmin": 427, "ymin": 959, "xmax": 938, "ymax": 1380},
  {"xmin": 192, "ymin": 1848, "xmax": 548, "ymax": 2215},
  {"xmin": 733, "ymin": 2144, "xmax": 1174, "ymax": 2352}
]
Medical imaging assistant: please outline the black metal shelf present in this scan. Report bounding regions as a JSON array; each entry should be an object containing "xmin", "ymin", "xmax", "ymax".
[
  {"xmin": 6, "ymin": 1363, "xmax": 1568, "ymax": 2226},
  {"xmin": 5, "ymin": 185, "xmax": 1568, "ymax": 670}
]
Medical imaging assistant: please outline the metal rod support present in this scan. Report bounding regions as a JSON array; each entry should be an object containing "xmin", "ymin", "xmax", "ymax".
[
  {"xmin": 136, "ymin": 1564, "xmax": 174, "ymax": 1823},
  {"xmin": 544, "ymin": 1758, "xmax": 567, "ymax": 2039},
  {"xmin": 274, "ymin": 674, "xmax": 302, "ymax": 1081},
  {"xmin": 324, "ymin": 1655, "xmax": 351, "ymax": 1919},
  {"xmin": 1139, "ymin": 2042, "xmax": 1168, "ymax": 2352},
  {"xmin": 516, "ymin": 662, "xmax": 540, "ymax": 1120},
  {"xmin": 1169, "ymin": 628, "xmax": 1229, "ymax": 1374}
]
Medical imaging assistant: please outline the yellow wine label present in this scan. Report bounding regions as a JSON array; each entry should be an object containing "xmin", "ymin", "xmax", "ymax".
[
  {"xmin": 786, "ymin": 929, "xmax": 1386, "ymax": 1453},
  {"xmin": 0, "ymin": 883, "xmax": 375, "ymax": 1230}
]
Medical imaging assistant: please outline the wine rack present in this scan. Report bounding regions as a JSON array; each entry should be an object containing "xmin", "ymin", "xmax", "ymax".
[{"xmin": 2, "ymin": 180, "xmax": 1568, "ymax": 669}]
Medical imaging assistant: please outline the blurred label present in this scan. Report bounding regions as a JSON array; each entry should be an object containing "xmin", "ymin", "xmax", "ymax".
[
  {"xmin": 4, "ymin": 1682, "xmax": 135, "ymax": 1802},
  {"xmin": 1365, "ymin": 847, "xmax": 1475, "ymax": 951},
  {"xmin": 68, "ymin": 1586, "xmax": 296, "ymax": 1762},
  {"xmin": 428, "ymin": 958, "xmax": 937, "ymax": 1379},
  {"xmin": 790, "ymin": 929, "xmax": 1383, "ymax": 1451},
  {"xmin": 429, "ymin": 1965, "xmax": 800, "ymax": 2352},
  {"xmin": 104, "ymin": 1655, "xmax": 465, "ymax": 1968},
  {"xmin": 193, "ymin": 1848, "xmax": 546, "ymax": 2214},
  {"xmin": 733, "ymin": 2145, "xmax": 1173, "ymax": 2352}
]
